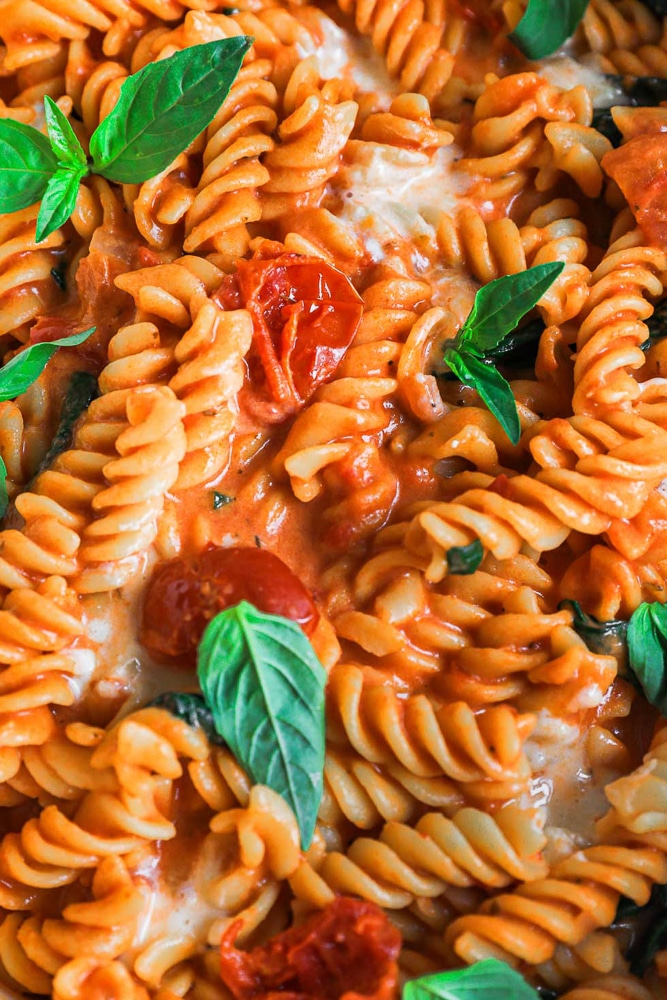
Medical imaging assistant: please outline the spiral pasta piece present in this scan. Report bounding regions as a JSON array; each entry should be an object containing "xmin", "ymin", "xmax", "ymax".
[
  {"xmin": 260, "ymin": 73, "xmax": 358, "ymax": 221},
  {"xmin": 572, "ymin": 238, "xmax": 667, "ymax": 415},
  {"xmin": 0, "ymin": 707, "xmax": 208, "ymax": 910},
  {"xmin": 0, "ymin": 856, "xmax": 148, "ymax": 994},
  {"xmin": 0, "ymin": 206, "xmax": 67, "ymax": 343},
  {"xmin": 446, "ymin": 724, "xmax": 667, "ymax": 968},
  {"xmin": 292, "ymin": 804, "xmax": 546, "ymax": 914},
  {"xmin": 579, "ymin": 0, "xmax": 664, "ymax": 75}
]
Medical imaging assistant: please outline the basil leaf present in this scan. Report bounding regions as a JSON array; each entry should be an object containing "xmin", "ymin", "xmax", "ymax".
[
  {"xmin": 89, "ymin": 37, "xmax": 252, "ymax": 183},
  {"xmin": 43, "ymin": 96, "xmax": 87, "ymax": 169},
  {"xmin": 146, "ymin": 692, "xmax": 224, "ymax": 745},
  {"xmin": 627, "ymin": 602, "xmax": 667, "ymax": 714},
  {"xmin": 0, "ymin": 456, "xmax": 8, "ymax": 519},
  {"xmin": 559, "ymin": 600, "xmax": 628, "ymax": 657},
  {"xmin": 622, "ymin": 883, "xmax": 667, "ymax": 975},
  {"xmin": 484, "ymin": 317, "xmax": 544, "ymax": 364},
  {"xmin": 641, "ymin": 0, "xmax": 667, "ymax": 15},
  {"xmin": 592, "ymin": 109, "xmax": 622, "ymax": 148},
  {"xmin": 0, "ymin": 119, "xmax": 57, "ymax": 213},
  {"xmin": 402, "ymin": 959, "xmax": 540, "ymax": 999},
  {"xmin": 509, "ymin": 0, "xmax": 589, "ymax": 59},
  {"xmin": 197, "ymin": 600, "xmax": 326, "ymax": 850},
  {"xmin": 446, "ymin": 539, "xmax": 484, "ymax": 575},
  {"xmin": 35, "ymin": 166, "xmax": 86, "ymax": 242},
  {"xmin": 213, "ymin": 491, "xmax": 234, "ymax": 509},
  {"xmin": 0, "ymin": 328, "xmax": 95, "ymax": 402},
  {"xmin": 447, "ymin": 350, "xmax": 521, "ymax": 445},
  {"xmin": 458, "ymin": 263, "xmax": 565, "ymax": 354},
  {"xmin": 35, "ymin": 371, "xmax": 98, "ymax": 476}
]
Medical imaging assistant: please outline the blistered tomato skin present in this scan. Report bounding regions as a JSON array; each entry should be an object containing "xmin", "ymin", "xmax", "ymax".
[
  {"xmin": 218, "ymin": 897, "xmax": 401, "ymax": 1000},
  {"xmin": 140, "ymin": 546, "xmax": 319, "ymax": 663}
]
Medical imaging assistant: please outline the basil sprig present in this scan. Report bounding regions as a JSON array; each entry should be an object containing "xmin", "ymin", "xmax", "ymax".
[
  {"xmin": 627, "ymin": 602, "xmax": 667, "ymax": 714},
  {"xmin": 442, "ymin": 262, "xmax": 564, "ymax": 445},
  {"xmin": 0, "ymin": 36, "xmax": 252, "ymax": 242},
  {"xmin": 197, "ymin": 601, "xmax": 326, "ymax": 850},
  {"xmin": 403, "ymin": 960, "xmax": 540, "ymax": 999},
  {"xmin": 509, "ymin": 0, "xmax": 590, "ymax": 59}
]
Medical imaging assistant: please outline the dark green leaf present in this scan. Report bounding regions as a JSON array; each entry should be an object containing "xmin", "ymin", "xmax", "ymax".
[
  {"xmin": 447, "ymin": 350, "xmax": 521, "ymax": 445},
  {"xmin": 50, "ymin": 264, "xmax": 67, "ymax": 291},
  {"xmin": 197, "ymin": 600, "xmax": 326, "ymax": 850},
  {"xmin": 447, "ymin": 539, "xmax": 484, "ymax": 575},
  {"xmin": 0, "ymin": 328, "xmax": 95, "ymax": 402},
  {"xmin": 146, "ymin": 691, "xmax": 225, "ymax": 745},
  {"xmin": 626, "ymin": 74, "xmax": 667, "ymax": 103},
  {"xmin": 644, "ymin": 296, "xmax": 667, "ymax": 349},
  {"xmin": 639, "ymin": 0, "xmax": 667, "ymax": 16},
  {"xmin": 43, "ymin": 96, "xmax": 87, "ymax": 168},
  {"xmin": 559, "ymin": 600, "xmax": 628, "ymax": 657},
  {"xmin": 484, "ymin": 317, "xmax": 544, "ymax": 364},
  {"xmin": 0, "ymin": 119, "xmax": 57, "ymax": 213},
  {"xmin": 624, "ymin": 883, "xmax": 667, "ymax": 975},
  {"xmin": 509, "ymin": 0, "xmax": 590, "ymax": 60},
  {"xmin": 457, "ymin": 263, "xmax": 565, "ymax": 354},
  {"xmin": 213, "ymin": 491, "xmax": 234, "ymax": 510},
  {"xmin": 592, "ymin": 109, "xmax": 622, "ymax": 148},
  {"xmin": 35, "ymin": 371, "xmax": 98, "ymax": 476},
  {"xmin": 402, "ymin": 959, "xmax": 540, "ymax": 999},
  {"xmin": 0, "ymin": 456, "xmax": 8, "ymax": 519},
  {"xmin": 35, "ymin": 166, "xmax": 86, "ymax": 242},
  {"xmin": 89, "ymin": 37, "xmax": 253, "ymax": 183},
  {"xmin": 627, "ymin": 602, "xmax": 667, "ymax": 714}
]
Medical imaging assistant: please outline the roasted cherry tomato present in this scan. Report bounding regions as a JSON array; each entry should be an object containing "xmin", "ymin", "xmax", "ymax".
[
  {"xmin": 219, "ymin": 897, "xmax": 401, "ymax": 1000},
  {"xmin": 140, "ymin": 546, "xmax": 319, "ymax": 663},
  {"xmin": 602, "ymin": 122, "xmax": 667, "ymax": 250},
  {"xmin": 214, "ymin": 251, "xmax": 363, "ymax": 417}
]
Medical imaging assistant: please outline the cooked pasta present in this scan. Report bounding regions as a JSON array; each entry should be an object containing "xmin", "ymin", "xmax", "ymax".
[{"xmin": 3, "ymin": 1, "xmax": 667, "ymax": 998}]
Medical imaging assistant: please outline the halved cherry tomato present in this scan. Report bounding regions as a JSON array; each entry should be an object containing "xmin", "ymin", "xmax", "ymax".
[
  {"xmin": 140, "ymin": 546, "xmax": 319, "ymax": 663},
  {"xmin": 214, "ymin": 251, "xmax": 363, "ymax": 417},
  {"xmin": 603, "ymin": 127, "xmax": 667, "ymax": 250},
  {"xmin": 219, "ymin": 897, "xmax": 401, "ymax": 1000}
]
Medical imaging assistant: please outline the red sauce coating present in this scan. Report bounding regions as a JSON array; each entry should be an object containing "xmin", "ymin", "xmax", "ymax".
[
  {"xmin": 214, "ymin": 251, "xmax": 363, "ymax": 417},
  {"xmin": 140, "ymin": 545, "xmax": 319, "ymax": 663},
  {"xmin": 219, "ymin": 897, "xmax": 401, "ymax": 1000}
]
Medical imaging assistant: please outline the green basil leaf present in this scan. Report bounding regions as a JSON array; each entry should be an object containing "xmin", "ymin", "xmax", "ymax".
[
  {"xmin": 447, "ymin": 350, "xmax": 521, "ymax": 445},
  {"xmin": 484, "ymin": 317, "xmax": 544, "ymax": 364},
  {"xmin": 446, "ymin": 539, "xmax": 484, "ymax": 575},
  {"xmin": 627, "ymin": 602, "xmax": 667, "ymax": 714},
  {"xmin": 0, "ymin": 456, "xmax": 8, "ymax": 520},
  {"xmin": 509, "ymin": 0, "xmax": 590, "ymax": 59},
  {"xmin": 35, "ymin": 165, "xmax": 86, "ymax": 242},
  {"xmin": 146, "ymin": 691, "xmax": 225, "ymax": 745},
  {"xmin": 89, "ymin": 37, "xmax": 253, "ymax": 183},
  {"xmin": 457, "ymin": 263, "xmax": 565, "ymax": 354},
  {"xmin": 213, "ymin": 491, "xmax": 234, "ymax": 509},
  {"xmin": 559, "ymin": 600, "xmax": 628, "ymax": 657},
  {"xmin": 197, "ymin": 600, "xmax": 326, "ymax": 850},
  {"xmin": 0, "ymin": 327, "xmax": 95, "ymax": 402},
  {"xmin": 402, "ymin": 959, "xmax": 540, "ymax": 999},
  {"xmin": 623, "ymin": 883, "xmax": 667, "ymax": 975},
  {"xmin": 35, "ymin": 371, "xmax": 98, "ymax": 476},
  {"xmin": 43, "ymin": 96, "xmax": 87, "ymax": 169},
  {"xmin": 0, "ymin": 119, "xmax": 57, "ymax": 213}
]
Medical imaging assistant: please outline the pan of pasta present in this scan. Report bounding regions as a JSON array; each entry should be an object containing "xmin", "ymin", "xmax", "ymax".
[{"xmin": 4, "ymin": 0, "xmax": 667, "ymax": 997}]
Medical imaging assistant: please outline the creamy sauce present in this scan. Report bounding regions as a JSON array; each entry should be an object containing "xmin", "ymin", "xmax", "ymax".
[
  {"xmin": 298, "ymin": 7, "xmax": 400, "ymax": 96},
  {"xmin": 333, "ymin": 143, "xmax": 470, "ymax": 262},
  {"xmin": 537, "ymin": 54, "xmax": 630, "ymax": 108}
]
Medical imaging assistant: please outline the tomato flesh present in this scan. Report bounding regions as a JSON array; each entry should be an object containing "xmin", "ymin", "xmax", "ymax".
[
  {"xmin": 603, "ymin": 130, "xmax": 667, "ymax": 250},
  {"xmin": 219, "ymin": 897, "xmax": 401, "ymax": 1000},
  {"xmin": 140, "ymin": 546, "xmax": 319, "ymax": 663},
  {"xmin": 214, "ymin": 251, "xmax": 363, "ymax": 416}
]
